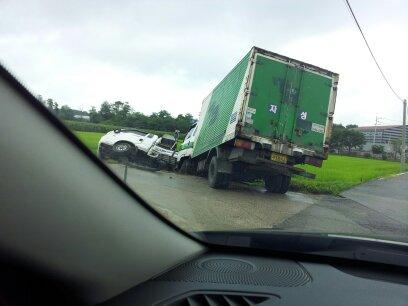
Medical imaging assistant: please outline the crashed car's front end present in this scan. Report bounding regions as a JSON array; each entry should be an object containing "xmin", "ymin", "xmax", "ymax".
[
  {"xmin": 147, "ymin": 143, "xmax": 177, "ymax": 168},
  {"xmin": 147, "ymin": 134, "xmax": 178, "ymax": 169}
]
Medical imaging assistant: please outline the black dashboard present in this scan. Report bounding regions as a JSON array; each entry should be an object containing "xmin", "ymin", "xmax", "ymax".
[{"xmin": 101, "ymin": 252, "xmax": 408, "ymax": 305}]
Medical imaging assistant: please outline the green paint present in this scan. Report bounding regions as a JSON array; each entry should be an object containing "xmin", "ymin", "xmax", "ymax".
[
  {"xmin": 292, "ymin": 71, "xmax": 332, "ymax": 153},
  {"xmin": 190, "ymin": 47, "xmax": 336, "ymax": 160},
  {"xmin": 192, "ymin": 51, "xmax": 251, "ymax": 157},
  {"xmin": 247, "ymin": 54, "xmax": 332, "ymax": 153}
]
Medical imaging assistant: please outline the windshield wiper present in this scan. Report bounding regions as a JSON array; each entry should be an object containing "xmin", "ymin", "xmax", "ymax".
[{"xmin": 195, "ymin": 230, "xmax": 408, "ymax": 268}]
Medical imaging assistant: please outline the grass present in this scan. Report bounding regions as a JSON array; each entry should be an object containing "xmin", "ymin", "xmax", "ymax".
[
  {"xmin": 74, "ymin": 131, "xmax": 406, "ymax": 195},
  {"xmin": 291, "ymin": 155, "xmax": 407, "ymax": 195},
  {"xmin": 74, "ymin": 131, "xmax": 104, "ymax": 155}
]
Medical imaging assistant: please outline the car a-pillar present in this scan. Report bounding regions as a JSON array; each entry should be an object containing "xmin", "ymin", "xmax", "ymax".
[{"xmin": 206, "ymin": 146, "xmax": 233, "ymax": 189}]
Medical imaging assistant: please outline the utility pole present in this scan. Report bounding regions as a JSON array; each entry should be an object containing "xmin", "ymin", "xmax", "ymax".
[
  {"xmin": 373, "ymin": 116, "xmax": 383, "ymax": 145},
  {"xmin": 401, "ymin": 99, "xmax": 407, "ymax": 171},
  {"xmin": 373, "ymin": 116, "xmax": 379, "ymax": 144}
]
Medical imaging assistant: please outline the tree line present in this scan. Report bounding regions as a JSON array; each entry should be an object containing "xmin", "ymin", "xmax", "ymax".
[
  {"xmin": 37, "ymin": 96, "xmax": 196, "ymax": 133},
  {"xmin": 38, "ymin": 95, "xmax": 371, "ymax": 153},
  {"xmin": 329, "ymin": 123, "xmax": 365, "ymax": 153}
]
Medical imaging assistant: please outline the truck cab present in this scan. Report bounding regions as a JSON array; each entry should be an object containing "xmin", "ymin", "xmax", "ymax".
[{"xmin": 177, "ymin": 124, "xmax": 197, "ymax": 165}]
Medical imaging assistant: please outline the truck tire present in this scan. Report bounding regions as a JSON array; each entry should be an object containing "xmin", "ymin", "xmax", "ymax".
[
  {"xmin": 208, "ymin": 156, "xmax": 230, "ymax": 189},
  {"xmin": 264, "ymin": 175, "xmax": 282, "ymax": 193},
  {"xmin": 179, "ymin": 159, "xmax": 188, "ymax": 173},
  {"xmin": 265, "ymin": 174, "xmax": 291, "ymax": 194},
  {"xmin": 179, "ymin": 158, "xmax": 196, "ymax": 175},
  {"xmin": 278, "ymin": 175, "xmax": 291, "ymax": 194}
]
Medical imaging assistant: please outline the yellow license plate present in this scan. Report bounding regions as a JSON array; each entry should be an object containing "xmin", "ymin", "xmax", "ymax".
[{"xmin": 270, "ymin": 153, "xmax": 288, "ymax": 164}]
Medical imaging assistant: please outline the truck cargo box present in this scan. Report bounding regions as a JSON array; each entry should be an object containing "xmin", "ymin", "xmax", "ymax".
[{"xmin": 192, "ymin": 47, "xmax": 339, "ymax": 160}]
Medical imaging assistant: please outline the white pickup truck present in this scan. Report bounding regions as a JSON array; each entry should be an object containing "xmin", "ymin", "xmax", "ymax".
[{"xmin": 97, "ymin": 128, "xmax": 178, "ymax": 168}]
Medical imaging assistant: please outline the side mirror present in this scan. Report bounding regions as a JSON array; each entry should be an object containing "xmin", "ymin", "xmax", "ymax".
[{"xmin": 171, "ymin": 130, "xmax": 180, "ymax": 150}]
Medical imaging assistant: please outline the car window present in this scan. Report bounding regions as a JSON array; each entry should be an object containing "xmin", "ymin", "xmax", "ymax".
[
  {"xmin": 2, "ymin": 0, "xmax": 407, "ymax": 255},
  {"xmin": 184, "ymin": 129, "xmax": 194, "ymax": 140},
  {"xmin": 192, "ymin": 126, "xmax": 197, "ymax": 136}
]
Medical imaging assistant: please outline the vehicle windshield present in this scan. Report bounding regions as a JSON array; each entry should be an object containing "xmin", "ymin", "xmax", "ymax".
[
  {"xmin": 2, "ymin": 0, "xmax": 407, "ymax": 250},
  {"xmin": 158, "ymin": 135, "xmax": 176, "ymax": 149}
]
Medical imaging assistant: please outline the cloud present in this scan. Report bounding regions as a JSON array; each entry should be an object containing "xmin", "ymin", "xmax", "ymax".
[
  {"xmin": 1, "ymin": 0, "xmax": 407, "ymax": 124},
  {"xmin": 281, "ymin": 23, "xmax": 407, "ymax": 126}
]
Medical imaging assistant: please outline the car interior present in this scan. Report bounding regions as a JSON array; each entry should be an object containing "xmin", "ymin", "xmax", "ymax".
[{"xmin": 1, "ymin": 64, "xmax": 407, "ymax": 305}]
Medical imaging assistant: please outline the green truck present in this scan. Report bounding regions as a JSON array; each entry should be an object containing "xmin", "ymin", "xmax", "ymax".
[{"xmin": 177, "ymin": 46, "xmax": 339, "ymax": 193}]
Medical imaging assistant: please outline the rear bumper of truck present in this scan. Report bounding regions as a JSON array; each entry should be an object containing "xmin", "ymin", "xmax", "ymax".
[
  {"xmin": 244, "ymin": 134, "xmax": 326, "ymax": 159},
  {"xmin": 228, "ymin": 147, "xmax": 315, "ymax": 179},
  {"xmin": 238, "ymin": 133, "xmax": 326, "ymax": 168}
]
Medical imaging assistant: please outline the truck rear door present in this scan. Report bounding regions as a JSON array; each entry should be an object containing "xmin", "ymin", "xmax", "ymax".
[{"xmin": 244, "ymin": 53, "xmax": 333, "ymax": 154}]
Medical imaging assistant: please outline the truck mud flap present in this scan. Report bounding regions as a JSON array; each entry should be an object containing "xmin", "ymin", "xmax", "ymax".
[{"xmin": 295, "ymin": 171, "xmax": 315, "ymax": 179}]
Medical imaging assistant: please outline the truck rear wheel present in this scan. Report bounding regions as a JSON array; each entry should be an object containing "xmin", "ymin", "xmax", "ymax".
[
  {"xmin": 264, "ymin": 174, "xmax": 291, "ymax": 194},
  {"xmin": 264, "ymin": 175, "xmax": 282, "ymax": 193},
  {"xmin": 278, "ymin": 175, "xmax": 291, "ymax": 194},
  {"xmin": 179, "ymin": 158, "xmax": 196, "ymax": 175},
  {"xmin": 208, "ymin": 156, "xmax": 230, "ymax": 189}
]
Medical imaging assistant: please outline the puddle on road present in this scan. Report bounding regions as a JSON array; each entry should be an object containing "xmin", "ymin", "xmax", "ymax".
[{"xmin": 286, "ymin": 192, "xmax": 316, "ymax": 205}]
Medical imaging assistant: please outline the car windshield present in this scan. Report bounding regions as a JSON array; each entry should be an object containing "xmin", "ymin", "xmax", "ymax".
[
  {"xmin": 1, "ymin": 0, "xmax": 407, "ymax": 252},
  {"xmin": 158, "ymin": 135, "xmax": 176, "ymax": 149}
]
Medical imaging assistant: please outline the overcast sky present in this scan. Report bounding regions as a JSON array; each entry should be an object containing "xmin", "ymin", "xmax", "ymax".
[{"xmin": 1, "ymin": 0, "xmax": 407, "ymax": 126}]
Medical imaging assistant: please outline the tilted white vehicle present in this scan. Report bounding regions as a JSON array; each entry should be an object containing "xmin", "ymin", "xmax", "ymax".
[
  {"xmin": 98, "ymin": 129, "xmax": 158, "ymax": 158},
  {"xmin": 98, "ymin": 128, "xmax": 178, "ymax": 168}
]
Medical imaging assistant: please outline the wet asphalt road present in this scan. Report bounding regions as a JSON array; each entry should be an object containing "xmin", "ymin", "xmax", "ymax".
[
  {"xmin": 341, "ymin": 173, "xmax": 408, "ymax": 225},
  {"xmin": 109, "ymin": 163, "xmax": 408, "ymax": 240}
]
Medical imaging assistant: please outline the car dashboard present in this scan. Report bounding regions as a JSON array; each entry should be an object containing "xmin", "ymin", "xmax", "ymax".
[{"xmin": 101, "ymin": 252, "xmax": 408, "ymax": 306}]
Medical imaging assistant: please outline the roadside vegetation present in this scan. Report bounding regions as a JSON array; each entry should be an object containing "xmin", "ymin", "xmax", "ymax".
[
  {"xmin": 292, "ymin": 155, "xmax": 407, "ymax": 195},
  {"xmin": 74, "ymin": 131, "xmax": 104, "ymax": 155},
  {"xmin": 38, "ymin": 96, "xmax": 195, "ymax": 134},
  {"xmin": 75, "ymin": 131, "xmax": 406, "ymax": 195},
  {"xmin": 329, "ymin": 123, "xmax": 365, "ymax": 154}
]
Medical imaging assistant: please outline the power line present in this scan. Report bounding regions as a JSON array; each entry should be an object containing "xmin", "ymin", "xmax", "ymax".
[
  {"xmin": 379, "ymin": 117, "xmax": 400, "ymax": 124},
  {"xmin": 343, "ymin": 0, "xmax": 403, "ymax": 102}
]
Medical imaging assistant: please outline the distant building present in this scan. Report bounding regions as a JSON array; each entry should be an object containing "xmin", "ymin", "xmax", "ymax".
[
  {"xmin": 355, "ymin": 125, "xmax": 408, "ymax": 152},
  {"xmin": 73, "ymin": 114, "xmax": 90, "ymax": 121}
]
